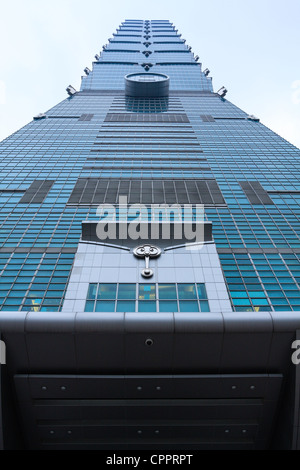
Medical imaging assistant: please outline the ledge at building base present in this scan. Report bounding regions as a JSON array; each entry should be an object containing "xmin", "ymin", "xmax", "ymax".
[{"xmin": 1, "ymin": 311, "xmax": 300, "ymax": 450}]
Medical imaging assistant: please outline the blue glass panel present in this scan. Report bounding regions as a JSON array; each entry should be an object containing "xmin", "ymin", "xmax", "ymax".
[
  {"xmin": 271, "ymin": 298, "xmax": 289, "ymax": 305},
  {"xmin": 159, "ymin": 300, "xmax": 178, "ymax": 312},
  {"xmin": 158, "ymin": 284, "xmax": 176, "ymax": 299},
  {"xmin": 178, "ymin": 284, "xmax": 197, "ymax": 300},
  {"xmin": 235, "ymin": 307, "xmax": 254, "ymax": 312},
  {"xmin": 44, "ymin": 291, "xmax": 64, "ymax": 297},
  {"xmin": 231, "ymin": 291, "xmax": 248, "ymax": 298},
  {"xmin": 42, "ymin": 298, "xmax": 61, "ymax": 306},
  {"xmin": 199, "ymin": 300, "xmax": 210, "ymax": 312},
  {"xmin": 248, "ymin": 291, "xmax": 267, "ymax": 298},
  {"xmin": 97, "ymin": 284, "xmax": 117, "ymax": 300},
  {"xmin": 116, "ymin": 300, "xmax": 135, "ymax": 311},
  {"xmin": 232, "ymin": 299, "xmax": 251, "ymax": 306},
  {"xmin": 40, "ymin": 306, "xmax": 60, "ymax": 312},
  {"xmin": 179, "ymin": 300, "xmax": 199, "ymax": 312},
  {"xmin": 252, "ymin": 299, "xmax": 269, "ymax": 306},
  {"xmin": 3, "ymin": 298, "xmax": 23, "ymax": 305},
  {"xmin": 31, "ymin": 283, "xmax": 48, "ymax": 290},
  {"xmin": 139, "ymin": 284, "xmax": 156, "ymax": 300},
  {"xmin": 273, "ymin": 306, "xmax": 292, "ymax": 311},
  {"xmin": 87, "ymin": 283, "xmax": 98, "ymax": 300},
  {"xmin": 48, "ymin": 284, "xmax": 66, "ymax": 290},
  {"xmin": 197, "ymin": 284, "xmax": 208, "ymax": 299},
  {"xmin": 95, "ymin": 300, "xmax": 115, "ymax": 312},
  {"xmin": 138, "ymin": 300, "xmax": 156, "ymax": 312},
  {"xmin": 21, "ymin": 305, "xmax": 40, "ymax": 312},
  {"xmin": 268, "ymin": 291, "xmax": 285, "ymax": 297},
  {"xmin": 7, "ymin": 290, "xmax": 26, "ymax": 297},
  {"xmin": 20, "ymin": 305, "xmax": 40, "ymax": 312},
  {"xmin": 24, "ymin": 297, "xmax": 42, "ymax": 305},
  {"xmin": 118, "ymin": 284, "xmax": 136, "ymax": 299}
]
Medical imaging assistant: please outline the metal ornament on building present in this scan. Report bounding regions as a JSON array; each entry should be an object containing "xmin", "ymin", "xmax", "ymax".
[{"xmin": 133, "ymin": 244, "xmax": 161, "ymax": 278}]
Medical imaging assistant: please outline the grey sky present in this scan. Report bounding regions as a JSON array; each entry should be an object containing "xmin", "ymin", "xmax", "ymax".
[{"xmin": 0, "ymin": 0, "xmax": 299, "ymax": 148}]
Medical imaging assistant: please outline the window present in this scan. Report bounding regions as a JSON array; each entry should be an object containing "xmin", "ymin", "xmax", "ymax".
[
  {"xmin": 85, "ymin": 282, "xmax": 209, "ymax": 312},
  {"xmin": 68, "ymin": 177, "xmax": 224, "ymax": 205}
]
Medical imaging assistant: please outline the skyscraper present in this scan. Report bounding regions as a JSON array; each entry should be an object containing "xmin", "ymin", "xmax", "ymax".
[{"xmin": 0, "ymin": 19, "xmax": 300, "ymax": 451}]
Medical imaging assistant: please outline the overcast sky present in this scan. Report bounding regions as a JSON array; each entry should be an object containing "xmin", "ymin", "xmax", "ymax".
[{"xmin": 0, "ymin": 0, "xmax": 299, "ymax": 148}]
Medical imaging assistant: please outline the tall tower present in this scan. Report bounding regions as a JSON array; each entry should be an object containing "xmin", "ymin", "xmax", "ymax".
[{"xmin": 0, "ymin": 19, "xmax": 300, "ymax": 451}]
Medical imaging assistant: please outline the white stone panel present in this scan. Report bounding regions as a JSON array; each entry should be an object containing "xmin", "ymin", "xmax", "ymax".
[{"xmin": 62, "ymin": 241, "xmax": 232, "ymax": 313}]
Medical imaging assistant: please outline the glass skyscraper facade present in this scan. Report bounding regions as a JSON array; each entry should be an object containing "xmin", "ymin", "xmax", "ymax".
[
  {"xmin": 0, "ymin": 19, "xmax": 299, "ymax": 315},
  {"xmin": 1, "ymin": 19, "xmax": 300, "ymax": 451}
]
